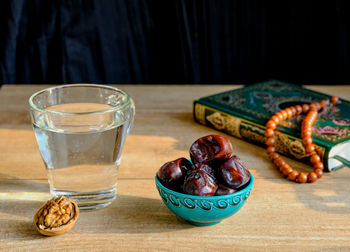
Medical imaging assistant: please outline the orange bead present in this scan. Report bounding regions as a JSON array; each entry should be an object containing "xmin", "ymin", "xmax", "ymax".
[
  {"xmin": 309, "ymin": 104, "xmax": 317, "ymax": 111},
  {"xmin": 320, "ymin": 100, "xmax": 327, "ymax": 107},
  {"xmin": 302, "ymin": 123, "xmax": 311, "ymax": 132},
  {"xmin": 273, "ymin": 156, "xmax": 281, "ymax": 165},
  {"xmin": 302, "ymin": 120, "xmax": 312, "ymax": 129},
  {"xmin": 309, "ymin": 151, "xmax": 317, "ymax": 156},
  {"xmin": 314, "ymin": 169, "xmax": 323, "ymax": 178},
  {"xmin": 269, "ymin": 152, "xmax": 279, "ymax": 160},
  {"xmin": 281, "ymin": 110, "xmax": 288, "ymax": 119},
  {"xmin": 290, "ymin": 106, "xmax": 297, "ymax": 115},
  {"xmin": 304, "ymin": 124, "xmax": 313, "ymax": 133},
  {"xmin": 274, "ymin": 158, "xmax": 286, "ymax": 167},
  {"xmin": 308, "ymin": 117, "xmax": 316, "ymax": 124},
  {"xmin": 309, "ymin": 110, "xmax": 317, "ymax": 118},
  {"xmin": 314, "ymin": 162, "xmax": 324, "ymax": 170},
  {"xmin": 267, "ymin": 146, "xmax": 276, "ymax": 154},
  {"xmin": 296, "ymin": 172, "xmax": 308, "ymax": 183},
  {"xmin": 302, "ymin": 137, "xmax": 312, "ymax": 146},
  {"xmin": 305, "ymin": 114, "xmax": 316, "ymax": 122},
  {"xmin": 302, "ymin": 104, "xmax": 310, "ymax": 113},
  {"xmin": 330, "ymin": 96, "xmax": 339, "ymax": 105},
  {"xmin": 285, "ymin": 108, "xmax": 293, "ymax": 118},
  {"xmin": 302, "ymin": 131, "xmax": 310, "ymax": 139},
  {"xmin": 305, "ymin": 144, "xmax": 315, "ymax": 153},
  {"xmin": 271, "ymin": 116, "xmax": 280, "ymax": 124},
  {"xmin": 295, "ymin": 105, "xmax": 303, "ymax": 114},
  {"xmin": 288, "ymin": 170, "xmax": 299, "ymax": 181},
  {"xmin": 302, "ymin": 130, "xmax": 312, "ymax": 138},
  {"xmin": 302, "ymin": 118, "xmax": 311, "ymax": 125},
  {"xmin": 265, "ymin": 128, "xmax": 274, "ymax": 137},
  {"xmin": 282, "ymin": 167, "xmax": 293, "ymax": 176},
  {"xmin": 307, "ymin": 172, "xmax": 318, "ymax": 183},
  {"xmin": 310, "ymin": 154, "xmax": 320, "ymax": 164},
  {"xmin": 276, "ymin": 112, "xmax": 284, "ymax": 121},
  {"xmin": 266, "ymin": 120, "xmax": 276, "ymax": 129},
  {"xmin": 280, "ymin": 163, "xmax": 291, "ymax": 172},
  {"xmin": 304, "ymin": 115, "xmax": 311, "ymax": 122},
  {"xmin": 266, "ymin": 137, "xmax": 275, "ymax": 146},
  {"xmin": 278, "ymin": 165, "xmax": 284, "ymax": 172}
]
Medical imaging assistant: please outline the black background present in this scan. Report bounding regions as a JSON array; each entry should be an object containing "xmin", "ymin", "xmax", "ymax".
[{"xmin": 1, "ymin": 0, "xmax": 350, "ymax": 85}]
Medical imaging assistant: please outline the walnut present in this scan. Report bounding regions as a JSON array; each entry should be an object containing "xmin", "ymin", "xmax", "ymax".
[{"xmin": 34, "ymin": 196, "xmax": 79, "ymax": 236}]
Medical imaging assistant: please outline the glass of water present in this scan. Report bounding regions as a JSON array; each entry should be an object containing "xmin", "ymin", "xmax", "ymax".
[{"xmin": 29, "ymin": 84, "xmax": 135, "ymax": 210}]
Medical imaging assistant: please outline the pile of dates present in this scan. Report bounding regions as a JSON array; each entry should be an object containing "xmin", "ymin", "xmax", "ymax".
[{"xmin": 157, "ymin": 135, "xmax": 251, "ymax": 196}]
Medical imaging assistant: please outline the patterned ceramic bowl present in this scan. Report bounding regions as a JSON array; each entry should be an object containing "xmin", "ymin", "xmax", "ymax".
[{"xmin": 155, "ymin": 173, "xmax": 254, "ymax": 226}]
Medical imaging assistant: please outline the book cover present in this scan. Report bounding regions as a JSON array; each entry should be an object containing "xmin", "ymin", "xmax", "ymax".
[{"xmin": 193, "ymin": 80, "xmax": 350, "ymax": 172}]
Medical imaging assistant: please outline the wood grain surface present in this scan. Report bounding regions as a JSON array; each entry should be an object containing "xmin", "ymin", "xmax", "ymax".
[{"xmin": 0, "ymin": 85, "xmax": 350, "ymax": 251}]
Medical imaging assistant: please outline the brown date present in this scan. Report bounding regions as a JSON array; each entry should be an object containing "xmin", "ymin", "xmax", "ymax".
[
  {"xmin": 190, "ymin": 135, "xmax": 233, "ymax": 164},
  {"xmin": 215, "ymin": 184, "xmax": 237, "ymax": 196},
  {"xmin": 158, "ymin": 158, "xmax": 192, "ymax": 189},
  {"xmin": 194, "ymin": 163, "xmax": 217, "ymax": 183},
  {"xmin": 183, "ymin": 170, "xmax": 218, "ymax": 196},
  {"xmin": 217, "ymin": 155, "xmax": 250, "ymax": 190}
]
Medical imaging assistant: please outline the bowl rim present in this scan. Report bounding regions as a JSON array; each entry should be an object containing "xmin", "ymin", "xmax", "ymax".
[{"xmin": 155, "ymin": 173, "xmax": 254, "ymax": 200}]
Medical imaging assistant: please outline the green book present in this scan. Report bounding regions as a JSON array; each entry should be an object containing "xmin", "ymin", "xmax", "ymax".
[{"xmin": 193, "ymin": 80, "xmax": 350, "ymax": 172}]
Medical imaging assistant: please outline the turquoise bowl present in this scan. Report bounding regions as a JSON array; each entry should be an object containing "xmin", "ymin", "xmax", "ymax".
[{"xmin": 155, "ymin": 173, "xmax": 254, "ymax": 226}]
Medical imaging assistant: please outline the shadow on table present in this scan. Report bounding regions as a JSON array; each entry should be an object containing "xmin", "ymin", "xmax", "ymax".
[
  {"xmin": 0, "ymin": 194, "xmax": 194, "ymax": 239},
  {"xmin": 0, "ymin": 176, "xmax": 194, "ymax": 239},
  {"xmin": 293, "ymin": 175, "xmax": 350, "ymax": 215},
  {"xmin": 77, "ymin": 194, "xmax": 195, "ymax": 234},
  {"xmin": 252, "ymin": 153, "xmax": 350, "ymax": 215}
]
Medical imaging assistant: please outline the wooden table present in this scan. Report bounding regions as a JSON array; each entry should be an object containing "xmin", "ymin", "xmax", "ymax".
[{"xmin": 1, "ymin": 85, "xmax": 350, "ymax": 251}]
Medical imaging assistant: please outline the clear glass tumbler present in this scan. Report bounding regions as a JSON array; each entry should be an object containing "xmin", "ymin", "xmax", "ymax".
[{"xmin": 29, "ymin": 84, "xmax": 135, "ymax": 210}]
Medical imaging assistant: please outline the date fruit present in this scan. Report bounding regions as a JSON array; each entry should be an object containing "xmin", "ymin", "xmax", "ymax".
[
  {"xmin": 183, "ymin": 170, "xmax": 218, "ymax": 196},
  {"xmin": 190, "ymin": 135, "xmax": 233, "ymax": 164},
  {"xmin": 215, "ymin": 184, "xmax": 237, "ymax": 196},
  {"xmin": 158, "ymin": 157, "xmax": 192, "ymax": 189},
  {"xmin": 194, "ymin": 163, "xmax": 217, "ymax": 183},
  {"xmin": 217, "ymin": 155, "xmax": 250, "ymax": 190},
  {"xmin": 158, "ymin": 135, "xmax": 250, "ymax": 197}
]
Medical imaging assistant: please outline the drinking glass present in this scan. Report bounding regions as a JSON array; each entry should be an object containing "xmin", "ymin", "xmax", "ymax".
[{"xmin": 29, "ymin": 84, "xmax": 135, "ymax": 210}]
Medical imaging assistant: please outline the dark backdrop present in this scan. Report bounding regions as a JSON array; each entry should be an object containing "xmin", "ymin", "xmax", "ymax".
[{"xmin": 1, "ymin": 0, "xmax": 350, "ymax": 85}]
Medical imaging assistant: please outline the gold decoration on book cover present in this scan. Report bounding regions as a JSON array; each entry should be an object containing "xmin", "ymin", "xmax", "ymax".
[
  {"xmin": 206, "ymin": 111, "xmax": 242, "ymax": 138},
  {"xmin": 194, "ymin": 103, "xmax": 206, "ymax": 124}
]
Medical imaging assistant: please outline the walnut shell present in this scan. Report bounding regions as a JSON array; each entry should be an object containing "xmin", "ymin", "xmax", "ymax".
[{"xmin": 34, "ymin": 196, "xmax": 79, "ymax": 236}]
